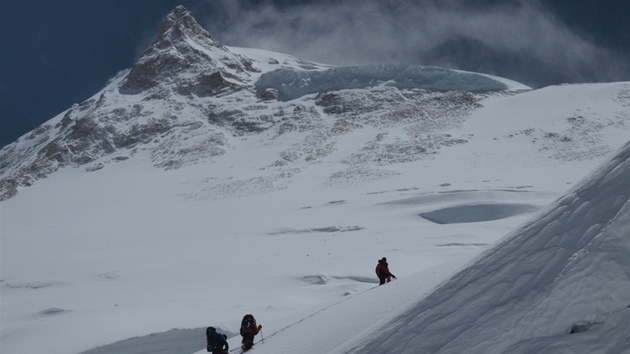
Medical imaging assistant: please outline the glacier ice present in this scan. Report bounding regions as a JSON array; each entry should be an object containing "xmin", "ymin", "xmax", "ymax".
[{"xmin": 255, "ymin": 65, "xmax": 509, "ymax": 101}]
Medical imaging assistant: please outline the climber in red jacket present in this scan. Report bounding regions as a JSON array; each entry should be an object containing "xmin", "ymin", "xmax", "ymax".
[{"xmin": 375, "ymin": 257, "xmax": 397, "ymax": 285}]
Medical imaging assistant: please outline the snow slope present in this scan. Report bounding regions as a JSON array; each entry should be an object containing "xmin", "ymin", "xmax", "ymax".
[
  {"xmin": 183, "ymin": 141, "xmax": 630, "ymax": 354},
  {"xmin": 1, "ymin": 6, "xmax": 629, "ymax": 354},
  {"xmin": 2, "ymin": 82, "xmax": 628, "ymax": 354},
  {"xmin": 341, "ymin": 142, "xmax": 630, "ymax": 353}
]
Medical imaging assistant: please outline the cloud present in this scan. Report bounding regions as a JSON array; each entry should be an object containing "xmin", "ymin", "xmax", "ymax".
[{"xmin": 197, "ymin": 0, "xmax": 628, "ymax": 87}]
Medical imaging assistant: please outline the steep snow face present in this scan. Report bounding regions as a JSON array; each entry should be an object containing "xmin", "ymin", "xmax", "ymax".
[{"xmin": 336, "ymin": 141, "xmax": 630, "ymax": 354}]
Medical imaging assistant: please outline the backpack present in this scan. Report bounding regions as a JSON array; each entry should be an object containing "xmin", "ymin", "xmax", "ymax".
[
  {"xmin": 206, "ymin": 326, "xmax": 219, "ymax": 352},
  {"xmin": 240, "ymin": 314, "xmax": 256, "ymax": 336}
]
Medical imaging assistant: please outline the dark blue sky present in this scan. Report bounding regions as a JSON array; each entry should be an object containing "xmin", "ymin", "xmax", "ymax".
[{"xmin": 1, "ymin": 0, "xmax": 628, "ymax": 147}]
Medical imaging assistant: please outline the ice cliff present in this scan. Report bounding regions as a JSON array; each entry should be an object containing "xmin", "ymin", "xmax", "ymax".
[{"xmin": 255, "ymin": 65, "xmax": 513, "ymax": 101}]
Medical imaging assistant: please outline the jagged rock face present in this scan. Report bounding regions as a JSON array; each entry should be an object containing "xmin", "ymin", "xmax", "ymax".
[{"xmin": 123, "ymin": 5, "xmax": 255, "ymax": 91}]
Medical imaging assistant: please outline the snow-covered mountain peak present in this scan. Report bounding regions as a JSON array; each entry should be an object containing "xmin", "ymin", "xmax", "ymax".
[
  {"xmin": 123, "ymin": 5, "xmax": 256, "ymax": 91},
  {"xmin": 155, "ymin": 5, "xmax": 222, "ymax": 48},
  {"xmin": 1, "ymin": 5, "xmax": 627, "ymax": 204}
]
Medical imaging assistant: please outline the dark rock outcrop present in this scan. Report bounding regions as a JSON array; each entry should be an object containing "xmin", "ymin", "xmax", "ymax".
[{"xmin": 123, "ymin": 5, "xmax": 255, "ymax": 91}]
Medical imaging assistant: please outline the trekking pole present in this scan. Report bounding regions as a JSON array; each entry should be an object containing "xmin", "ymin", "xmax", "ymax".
[{"xmin": 260, "ymin": 329, "xmax": 264, "ymax": 343}]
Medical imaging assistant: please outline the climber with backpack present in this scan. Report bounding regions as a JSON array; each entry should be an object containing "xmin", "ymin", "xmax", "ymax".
[
  {"xmin": 375, "ymin": 257, "xmax": 397, "ymax": 285},
  {"xmin": 206, "ymin": 326, "xmax": 229, "ymax": 354},
  {"xmin": 240, "ymin": 314, "xmax": 262, "ymax": 352}
]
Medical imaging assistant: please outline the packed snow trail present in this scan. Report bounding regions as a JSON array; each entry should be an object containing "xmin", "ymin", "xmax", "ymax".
[
  {"xmin": 335, "ymin": 141, "xmax": 630, "ymax": 353},
  {"xmin": 224, "ymin": 285, "xmax": 388, "ymax": 354},
  {"xmin": 199, "ymin": 259, "xmax": 473, "ymax": 354}
]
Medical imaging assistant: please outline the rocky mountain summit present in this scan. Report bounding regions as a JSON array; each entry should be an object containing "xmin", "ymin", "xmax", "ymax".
[
  {"xmin": 1, "ymin": 6, "xmax": 626, "ymax": 201},
  {"xmin": 123, "ymin": 5, "xmax": 256, "ymax": 92}
]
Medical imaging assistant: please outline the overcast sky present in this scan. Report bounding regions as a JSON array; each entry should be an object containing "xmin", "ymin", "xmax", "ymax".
[{"xmin": 1, "ymin": 0, "xmax": 628, "ymax": 147}]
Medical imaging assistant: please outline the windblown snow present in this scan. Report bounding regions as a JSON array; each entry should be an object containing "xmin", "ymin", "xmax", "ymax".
[{"xmin": 1, "ymin": 6, "xmax": 629, "ymax": 354}]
